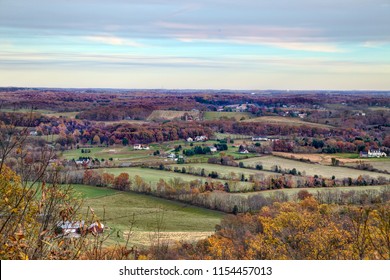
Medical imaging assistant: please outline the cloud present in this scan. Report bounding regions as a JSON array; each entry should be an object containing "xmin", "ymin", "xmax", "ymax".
[
  {"xmin": 155, "ymin": 21, "xmax": 344, "ymax": 52},
  {"xmin": 262, "ymin": 42, "xmax": 344, "ymax": 53},
  {"xmin": 83, "ymin": 35, "xmax": 144, "ymax": 47},
  {"xmin": 362, "ymin": 41, "xmax": 387, "ymax": 48}
]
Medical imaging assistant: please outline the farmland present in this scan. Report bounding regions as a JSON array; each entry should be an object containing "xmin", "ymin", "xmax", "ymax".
[
  {"xmin": 101, "ymin": 167, "xmax": 253, "ymax": 190},
  {"xmin": 176, "ymin": 163, "xmax": 276, "ymax": 178},
  {"xmin": 71, "ymin": 184, "xmax": 223, "ymax": 246},
  {"xmin": 236, "ymin": 185, "xmax": 389, "ymax": 198},
  {"xmin": 272, "ymin": 152, "xmax": 390, "ymax": 171},
  {"xmin": 102, "ymin": 167, "xmax": 207, "ymax": 183},
  {"xmin": 147, "ymin": 110, "xmax": 200, "ymax": 121},
  {"xmin": 62, "ymin": 146, "xmax": 153, "ymax": 161},
  {"xmin": 203, "ymin": 111, "xmax": 253, "ymax": 121},
  {"xmin": 213, "ymin": 132, "xmax": 252, "ymax": 140},
  {"xmin": 345, "ymin": 160, "xmax": 390, "ymax": 173},
  {"xmin": 242, "ymin": 116, "xmax": 333, "ymax": 128},
  {"xmin": 238, "ymin": 155, "xmax": 390, "ymax": 180}
]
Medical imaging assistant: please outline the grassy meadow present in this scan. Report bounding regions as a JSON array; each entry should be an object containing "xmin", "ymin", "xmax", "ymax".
[
  {"xmin": 239, "ymin": 155, "xmax": 390, "ymax": 180},
  {"xmin": 147, "ymin": 110, "xmax": 201, "ymax": 121},
  {"xmin": 242, "ymin": 116, "xmax": 333, "ymax": 128},
  {"xmin": 71, "ymin": 184, "xmax": 223, "ymax": 247},
  {"xmin": 235, "ymin": 185, "xmax": 389, "ymax": 199},
  {"xmin": 203, "ymin": 111, "xmax": 253, "ymax": 121},
  {"xmin": 62, "ymin": 146, "xmax": 153, "ymax": 161}
]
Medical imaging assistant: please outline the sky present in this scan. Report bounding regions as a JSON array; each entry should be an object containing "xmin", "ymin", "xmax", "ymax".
[{"xmin": 0, "ymin": 0, "xmax": 389, "ymax": 90}]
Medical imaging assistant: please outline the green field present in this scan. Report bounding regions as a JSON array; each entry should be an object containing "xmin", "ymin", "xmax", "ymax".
[
  {"xmin": 102, "ymin": 167, "xmax": 252, "ymax": 189},
  {"xmin": 176, "ymin": 163, "xmax": 276, "ymax": 179},
  {"xmin": 72, "ymin": 184, "xmax": 223, "ymax": 246},
  {"xmin": 103, "ymin": 167, "xmax": 214, "ymax": 184},
  {"xmin": 203, "ymin": 111, "xmax": 253, "ymax": 121},
  {"xmin": 71, "ymin": 184, "xmax": 120, "ymax": 198},
  {"xmin": 239, "ymin": 155, "xmax": 390, "ymax": 180},
  {"xmin": 62, "ymin": 146, "xmax": 153, "ymax": 161}
]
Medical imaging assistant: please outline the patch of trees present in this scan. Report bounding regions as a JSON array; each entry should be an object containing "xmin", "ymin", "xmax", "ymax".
[{"xmin": 183, "ymin": 146, "xmax": 211, "ymax": 156}]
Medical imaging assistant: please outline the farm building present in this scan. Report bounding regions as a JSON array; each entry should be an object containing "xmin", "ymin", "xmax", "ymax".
[
  {"xmin": 195, "ymin": 135, "xmax": 208, "ymax": 142},
  {"xmin": 186, "ymin": 137, "xmax": 194, "ymax": 142},
  {"xmin": 88, "ymin": 222, "xmax": 105, "ymax": 235},
  {"xmin": 56, "ymin": 221, "xmax": 85, "ymax": 237},
  {"xmin": 252, "ymin": 136, "xmax": 268, "ymax": 141},
  {"xmin": 167, "ymin": 153, "xmax": 176, "ymax": 159},
  {"xmin": 133, "ymin": 144, "xmax": 150, "ymax": 150},
  {"xmin": 360, "ymin": 150, "xmax": 387, "ymax": 158}
]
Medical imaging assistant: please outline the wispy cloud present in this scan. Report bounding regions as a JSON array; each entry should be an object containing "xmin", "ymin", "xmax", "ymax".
[
  {"xmin": 362, "ymin": 41, "xmax": 387, "ymax": 48},
  {"xmin": 262, "ymin": 42, "xmax": 344, "ymax": 53},
  {"xmin": 157, "ymin": 21, "xmax": 344, "ymax": 53},
  {"xmin": 84, "ymin": 35, "xmax": 144, "ymax": 48}
]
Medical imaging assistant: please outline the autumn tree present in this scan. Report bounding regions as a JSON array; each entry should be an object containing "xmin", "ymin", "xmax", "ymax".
[{"xmin": 114, "ymin": 173, "xmax": 131, "ymax": 191}]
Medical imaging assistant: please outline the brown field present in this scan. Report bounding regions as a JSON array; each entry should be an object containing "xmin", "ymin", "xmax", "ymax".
[
  {"xmin": 272, "ymin": 152, "xmax": 358, "ymax": 164},
  {"xmin": 274, "ymin": 152, "xmax": 390, "ymax": 168},
  {"xmin": 123, "ymin": 231, "xmax": 213, "ymax": 247},
  {"xmin": 345, "ymin": 161, "xmax": 390, "ymax": 173},
  {"xmin": 147, "ymin": 110, "xmax": 200, "ymax": 121},
  {"xmin": 242, "ymin": 116, "xmax": 333, "ymax": 128}
]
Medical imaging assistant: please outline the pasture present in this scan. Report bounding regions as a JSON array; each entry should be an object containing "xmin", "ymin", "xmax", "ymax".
[
  {"xmin": 242, "ymin": 116, "xmax": 333, "ymax": 129},
  {"xmin": 72, "ymin": 184, "xmax": 223, "ymax": 246},
  {"xmin": 62, "ymin": 146, "xmax": 153, "ymax": 161},
  {"xmin": 101, "ymin": 167, "xmax": 252, "ymax": 190},
  {"xmin": 273, "ymin": 152, "xmax": 390, "ymax": 170},
  {"xmin": 203, "ymin": 111, "xmax": 253, "ymax": 121},
  {"xmin": 176, "ymin": 163, "xmax": 276, "ymax": 179},
  {"xmin": 345, "ymin": 160, "xmax": 390, "ymax": 173},
  {"xmin": 236, "ymin": 185, "xmax": 388, "ymax": 199},
  {"xmin": 147, "ymin": 110, "xmax": 200, "ymax": 121},
  {"xmin": 238, "ymin": 155, "xmax": 390, "ymax": 180}
]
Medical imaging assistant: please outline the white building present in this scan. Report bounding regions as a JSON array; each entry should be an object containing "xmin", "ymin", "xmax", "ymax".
[
  {"xmin": 195, "ymin": 135, "xmax": 208, "ymax": 142},
  {"xmin": 360, "ymin": 149, "xmax": 387, "ymax": 158},
  {"xmin": 133, "ymin": 144, "xmax": 150, "ymax": 150},
  {"xmin": 252, "ymin": 136, "xmax": 268, "ymax": 141}
]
